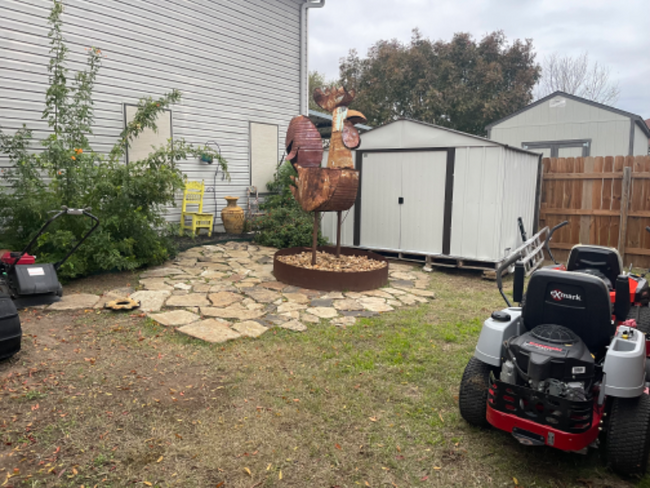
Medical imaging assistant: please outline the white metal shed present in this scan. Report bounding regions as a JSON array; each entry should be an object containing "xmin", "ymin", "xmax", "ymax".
[{"xmin": 321, "ymin": 119, "xmax": 542, "ymax": 270}]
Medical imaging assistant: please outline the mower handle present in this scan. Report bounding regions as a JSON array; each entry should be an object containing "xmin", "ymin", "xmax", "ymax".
[
  {"xmin": 9, "ymin": 206, "xmax": 100, "ymax": 270},
  {"xmin": 496, "ymin": 251, "xmax": 523, "ymax": 307},
  {"xmin": 544, "ymin": 220, "xmax": 569, "ymax": 265}
]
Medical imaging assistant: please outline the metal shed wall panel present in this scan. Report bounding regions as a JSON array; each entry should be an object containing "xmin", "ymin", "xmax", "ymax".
[
  {"xmin": 359, "ymin": 152, "xmax": 402, "ymax": 251},
  {"xmin": 634, "ymin": 124, "xmax": 649, "ymax": 156},
  {"xmin": 399, "ymin": 151, "xmax": 447, "ymax": 254},
  {"xmin": 450, "ymin": 147, "xmax": 505, "ymax": 261},
  {"xmin": 0, "ymin": 0, "xmax": 303, "ymax": 224},
  {"xmin": 498, "ymin": 150, "xmax": 539, "ymax": 258},
  {"xmin": 490, "ymin": 95, "xmax": 632, "ymax": 157}
]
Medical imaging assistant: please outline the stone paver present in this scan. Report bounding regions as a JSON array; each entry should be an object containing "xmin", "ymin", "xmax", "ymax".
[
  {"xmin": 208, "ymin": 291, "xmax": 244, "ymax": 308},
  {"xmin": 166, "ymin": 293, "xmax": 210, "ymax": 307},
  {"xmin": 279, "ymin": 320, "xmax": 307, "ymax": 332},
  {"xmin": 277, "ymin": 302, "xmax": 308, "ymax": 314},
  {"xmin": 306, "ymin": 307, "xmax": 339, "ymax": 319},
  {"xmin": 140, "ymin": 278, "xmax": 173, "ymax": 291},
  {"xmin": 200, "ymin": 306, "xmax": 265, "ymax": 321},
  {"xmin": 140, "ymin": 267, "xmax": 187, "ymax": 278},
  {"xmin": 177, "ymin": 319, "xmax": 241, "ymax": 343},
  {"xmin": 148, "ymin": 310, "xmax": 200, "ymax": 327},
  {"xmin": 333, "ymin": 299, "xmax": 364, "ymax": 311},
  {"xmin": 120, "ymin": 242, "xmax": 437, "ymax": 345},
  {"xmin": 243, "ymin": 287, "xmax": 281, "ymax": 303},
  {"xmin": 232, "ymin": 320, "xmax": 268, "ymax": 338},
  {"xmin": 359, "ymin": 297, "xmax": 394, "ymax": 313},
  {"xmin": 283, "ymin": 292, "xmax": 310, "ymax": 304},
  {"xmin": 129, "ymin": 290, "xmax": 171, "ymax": 312},
  {"xmin": 49, "ymin": 293, "xmax": 100, "ymax": 311}
]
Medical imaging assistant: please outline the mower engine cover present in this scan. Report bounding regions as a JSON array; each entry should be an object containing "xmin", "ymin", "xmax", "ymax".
[
  {"xmin": 10, "ymin": 264, "xmax": 61, "ymax": 296},
  {"xmin": 506, "ymin": 324, "xmax": 594, "ymax": 384}
]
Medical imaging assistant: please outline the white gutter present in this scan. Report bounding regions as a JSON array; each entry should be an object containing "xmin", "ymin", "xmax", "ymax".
[{"xmin": 300, "ymin": 0, "xmax": 325, "ymax": 115}]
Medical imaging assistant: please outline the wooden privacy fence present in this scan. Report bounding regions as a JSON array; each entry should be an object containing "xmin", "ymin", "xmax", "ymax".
[{"xmin": 540, "ymin": 155, "xmax": 650, "ymax": 268}]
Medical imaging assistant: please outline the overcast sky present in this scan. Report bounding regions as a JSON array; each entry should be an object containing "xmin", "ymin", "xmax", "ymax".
[{"xmin": 308, "ymin": 0, "xmax": 650, "ymax": 118}]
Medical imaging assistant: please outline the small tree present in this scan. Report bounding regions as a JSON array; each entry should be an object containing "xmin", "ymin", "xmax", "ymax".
[
  {"xmin": 0, "ymin": 0, "xmax": 228, "ymax": 279},
  {"xmin": 536, "ymin": 51, "xmax": 620, "ymax": 105}
]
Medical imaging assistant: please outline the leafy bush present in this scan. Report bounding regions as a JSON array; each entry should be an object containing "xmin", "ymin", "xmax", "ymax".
[
  {"xmin": 0, "ymin": 0, "xmax": 228, "ymax": 280},
  {"xmin": 251, "ymin": 161, "xmax": 327, "ymax": 249}
]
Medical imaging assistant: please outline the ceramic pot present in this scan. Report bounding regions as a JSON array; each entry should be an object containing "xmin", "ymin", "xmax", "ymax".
[{"xmin": 221, "ymin": 196, "xmax": 245, "ymax": 234}]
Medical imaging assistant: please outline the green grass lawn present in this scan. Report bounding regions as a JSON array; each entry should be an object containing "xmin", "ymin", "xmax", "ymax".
[{"xmin": 0, "ymin": 267, "xmax": 643, "ymax": 487}]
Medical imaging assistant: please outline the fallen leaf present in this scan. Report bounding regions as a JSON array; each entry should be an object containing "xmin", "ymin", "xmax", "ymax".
[
  {"xmin": 156, "ymin": 456, "xmax": 163, "ymax": 463},
  {"xmin": 143, "ymin": 482, "xmax": 152, "ymax": 487},
  {"xmin": 434, "ymin": 466, "xmax": 441, "ymax": 470},
  {"xmin": 216, "ymin": 483, "xmax": 225, "ymax": 488},
  {"xmin": 335, "ymin": 443, "xmax": 341, "ymax": 450},
  {"xmin": 369, "ymin": 417, "xmax": 378, "ymax": 422},
  {"xmin": 279, "ymin": 470, "xmax": 283, "ymax": 480},
  {"xmin": 420, "ymin": 475, "xmax": 428, "ymax": 481},
  {"xmin": 513, "ymin": 477, "xmax": 518, "ymax": 486},
  {"xmin": 244, "ymin": 467, "xmax": 252, "ymax": 477}
]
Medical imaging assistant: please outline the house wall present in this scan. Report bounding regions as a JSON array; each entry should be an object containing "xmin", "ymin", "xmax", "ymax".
[
  {"xmin": 0, "ymin": 0, "xmax": 304, "ymax": 227},
  {"xmin": 490, "ymin": 95, "xmax": 632, "ymax": 157}
]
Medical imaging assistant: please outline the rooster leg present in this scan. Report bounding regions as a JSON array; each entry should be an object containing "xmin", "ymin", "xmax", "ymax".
[
  {"xmin": 336, "ymin": 210, "xmax": 342, "ymax": 258},
  {"xmin": 312, "ymin": 212, "xmax": 319, "ymax": 265}
]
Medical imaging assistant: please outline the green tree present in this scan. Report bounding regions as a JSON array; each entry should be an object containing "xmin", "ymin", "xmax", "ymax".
[
  {"xmin": 308, "ymin": 70, "xmax": 335, "ymax": 112},
  {"xmin": 339, "ymin": 30, "xmax": 541, "ymax": 136},
  {"xmin": 0, "ymin": 0, "xmax": 228, "ymax": 280}
]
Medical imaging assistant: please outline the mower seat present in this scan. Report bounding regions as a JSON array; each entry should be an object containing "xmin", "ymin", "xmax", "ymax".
[
  {"xmin": 566, "ymin": 245, "xmax": 623, "ymax": 289},
  {"xmin": 523, "ymin": 269, "xmax": 615, "ymax": 356}
]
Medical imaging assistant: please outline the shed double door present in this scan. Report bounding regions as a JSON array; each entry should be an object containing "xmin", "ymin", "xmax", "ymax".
[{"xmin": 359, "ymin": 151, "xmax": 448, "ymax": 253}]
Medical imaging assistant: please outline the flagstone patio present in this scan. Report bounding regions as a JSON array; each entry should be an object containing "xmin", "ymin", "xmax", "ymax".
[{"xmin": 48, "ymin": 241, "xmax": 435, "ymax": 343}]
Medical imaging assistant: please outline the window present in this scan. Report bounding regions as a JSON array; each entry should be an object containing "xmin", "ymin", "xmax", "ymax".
[
  {"xmin": 250, "ymin": 122, "xmax": 279, "ymax": 192},
  {"xmin": 124, "ymin": 104, "xmax": 172, "ymax": 163}
]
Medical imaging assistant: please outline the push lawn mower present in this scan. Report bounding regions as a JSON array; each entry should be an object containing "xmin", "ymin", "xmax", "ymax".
[
  {"xmin": 0, "ymin": 207, "xmax": 99, "ymax": 360},
  {"xmin": 459, "ymin": 253, "xmax": 650, "ymax": 476},
  {"xmin": 542, "ymin": 220, "xmax": 650, "ymax": 331}
]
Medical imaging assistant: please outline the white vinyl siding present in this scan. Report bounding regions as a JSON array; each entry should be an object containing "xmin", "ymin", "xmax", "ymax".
[
  {"xmin": 0, "ymin": 0, "xmax": 303, "ymax": 224},
  {"xmin": 489, "ymin": 95, "xmax": 646, "ymax": 158}
]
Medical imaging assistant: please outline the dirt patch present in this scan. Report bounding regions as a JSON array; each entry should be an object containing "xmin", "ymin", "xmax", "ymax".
[{"xmin": 277, "ymin": 250, "xmax": 387, "ymax": 272}]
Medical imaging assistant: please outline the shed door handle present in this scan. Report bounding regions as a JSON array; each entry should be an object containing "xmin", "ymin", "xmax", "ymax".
[{"xmin": 398, "ymin": 197, "xmax": 404, "ymax": 204}]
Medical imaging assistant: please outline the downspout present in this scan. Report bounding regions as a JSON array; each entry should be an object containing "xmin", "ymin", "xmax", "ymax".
[{"xmin": 300, "ymin": 0, "xmax": 325, "ymax": 115}]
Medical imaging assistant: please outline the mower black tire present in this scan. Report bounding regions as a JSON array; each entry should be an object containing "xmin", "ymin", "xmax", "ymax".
[
  {"xmin": 606, "ymin": 394, "xmax": 650, "ymax": 477},
  {"xmin": 627, "ymin": 306, "xmax": 650, "ymax": 335},
  {"xmin": 459, "ymin": 357, "xmax": 494, "ymax": 428}
]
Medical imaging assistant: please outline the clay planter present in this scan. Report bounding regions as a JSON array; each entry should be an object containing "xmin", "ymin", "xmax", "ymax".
[
  {"xmin": 273, "ymin": 246, "xmax": 388, "ymax": 291},
  {"xmin": 221, "ymin": 196, "xmax": 245, "ymax": 234}
]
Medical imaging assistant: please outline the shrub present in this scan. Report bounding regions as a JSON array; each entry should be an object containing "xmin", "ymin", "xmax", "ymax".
[
  {"xmin": 250, "ymin": 161, "xmax": 327, "ymax": 249},
  {"xmin": 0, "ymin": 0, "xmax": 228, "ymax": 280}
]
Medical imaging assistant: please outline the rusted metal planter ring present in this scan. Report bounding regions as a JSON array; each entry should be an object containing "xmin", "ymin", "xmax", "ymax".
[{"xmin": 273, "ymin": 246, "xmax": 388, "ymax": 292}]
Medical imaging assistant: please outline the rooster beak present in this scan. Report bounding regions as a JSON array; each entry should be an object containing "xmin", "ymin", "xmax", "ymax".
[{"xmin": 345, "ymin": 109, "xmax": 366, "ymax": 126}]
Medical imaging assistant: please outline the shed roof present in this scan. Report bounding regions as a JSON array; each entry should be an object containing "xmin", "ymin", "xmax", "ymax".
[
  {"xmin": 485, "ymin": 91, "xmax": 650, "ymax": 139},
  {"xmin": 362, "ymin": 118, "xmax": 540, "ymax": 156}
]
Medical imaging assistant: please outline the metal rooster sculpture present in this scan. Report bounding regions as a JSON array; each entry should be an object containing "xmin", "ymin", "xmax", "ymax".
[{"xmin": 285, "ymin": 87, "xmax": 366, "ymax": 264}]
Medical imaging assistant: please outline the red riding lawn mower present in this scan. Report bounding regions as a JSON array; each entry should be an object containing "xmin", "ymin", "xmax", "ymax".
[
  {"xmin": 543, "ymin": 220, "xmax": 650, "ymax": 332},
  {"xmin": 459, "ymin": 252, "xmax": 650, "ymax": 476}
]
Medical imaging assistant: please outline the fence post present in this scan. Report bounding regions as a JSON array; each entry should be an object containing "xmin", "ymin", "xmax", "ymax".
[
  {"xmin": 579, "ymin": 157, "xmax": 594, "ymax": 244},
  {"xmin": 618, "ymin": 166, "xmax": 632, "ymax": 263}
]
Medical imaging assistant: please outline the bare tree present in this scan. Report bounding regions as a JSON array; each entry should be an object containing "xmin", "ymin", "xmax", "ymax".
[{"xmin": 536, "ymin": 51, "xmax": 620, "ymax": 105}]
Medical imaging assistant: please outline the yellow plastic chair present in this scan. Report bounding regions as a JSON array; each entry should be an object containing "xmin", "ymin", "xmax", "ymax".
[{"xmin": 180, "ymin": 180, "xmax": 215, "ymax": 236}]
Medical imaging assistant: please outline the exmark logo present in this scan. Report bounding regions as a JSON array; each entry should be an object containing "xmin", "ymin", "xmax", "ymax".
[{"xmin": 550, "ymin": 289, "xmax": 582, "ymax": 302}]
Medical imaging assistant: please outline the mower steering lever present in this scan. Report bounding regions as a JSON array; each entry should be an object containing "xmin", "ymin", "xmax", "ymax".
[{"xmin": 545, "ymin": 220, "xmax": 569, "ymax": 265}]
